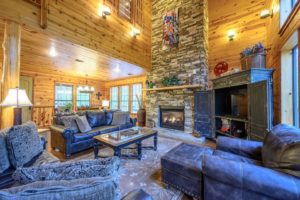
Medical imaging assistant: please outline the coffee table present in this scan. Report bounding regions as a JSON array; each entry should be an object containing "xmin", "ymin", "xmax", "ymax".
[{"xmin": 93, "ymin": 128, "xmax": 158, "ymax": 160}]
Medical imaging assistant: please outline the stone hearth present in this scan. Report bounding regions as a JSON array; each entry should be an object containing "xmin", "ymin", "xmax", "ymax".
[{"xmin": 145, "ymin": 0, "xmax": 208, "ymax": 133}]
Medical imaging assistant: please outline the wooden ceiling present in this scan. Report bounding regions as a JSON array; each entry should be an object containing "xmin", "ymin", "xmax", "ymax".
[{"xmin": 0, "ymin": 21, "xmax": 146, "ymax": 81}]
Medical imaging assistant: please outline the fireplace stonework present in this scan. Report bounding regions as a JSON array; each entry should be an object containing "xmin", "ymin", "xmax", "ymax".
[{"xmin": 146, "ymin": 0, "xmax": 209, "ymax": 133}]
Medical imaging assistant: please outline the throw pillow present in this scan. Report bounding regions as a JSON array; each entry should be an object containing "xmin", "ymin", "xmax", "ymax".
[
  {"xmin": 54, "ymin": 112, "xmax": 76, "ymax": 125},
  {"xmin": 13, "ymin": 157, "xmax": 120, "ymax": 184},
  {"xmin": 0, "ymin": 128, "xmax": 10, "ymax": 173},
  {"xmin": 111, "ymin": 111, "xmax": 130, "ymax": 126},
  {"xmin": 61, "ymin": 115, "xmax": 79, "ymax": 133},
  {"xmin": 262, "ymin": 124, "xmax": 300, "ymax": 178},
  {"xmin": 0, "ymin": 176, "xmax": 119, "ymax": 200},
  {"xmin": 86, "ymin": 111, "xmax": 107, "ymax": 128},
  {"xmin": 105, "ymin": 110, "xmax": 119, "ymax": 125},
  {"xmin": 6, "ymin": 122, "xmax": 43, "ymax": 168},
  {"xmin": 76, "ymin": 115, "xmax": 92, "ymax": 133}
]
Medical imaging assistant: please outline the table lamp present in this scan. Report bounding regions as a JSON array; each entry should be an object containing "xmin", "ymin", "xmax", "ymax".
[
  {"xmin": 0, "ymin": 87, "xmax": 32, "ymax": 125},
  {"xmin": 102, "ymin": 100, "xmax": 110, "ymax": 109}
]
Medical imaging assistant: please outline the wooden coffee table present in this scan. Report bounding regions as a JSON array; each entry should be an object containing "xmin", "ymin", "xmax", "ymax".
[{"xmin": 93, "ymin": 128, "xmax": 158, "ymax": 160}]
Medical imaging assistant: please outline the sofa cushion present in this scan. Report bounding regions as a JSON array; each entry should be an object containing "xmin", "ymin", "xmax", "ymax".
[
  {"xmin": 0, "ymin": 128, "xmax": 10, "ymax": 173},
  {"xmin": 262, "ymin": 124, "xmax": 300, "ymax": 178},
  {"xmin": 6, "ymin": 122, "xmax": 43, "ymax": 168},
  {"xmin": 61, "ymin": 115, "xmax": 79, "ymax": 134},
  {"xmin": 54, "ymin": 112, "xmax": 76, "ymax": 126},
  {"xmin": 76, "ymin": 115, "xmax": 92, "ymax": 133},
  {"xmin": 73, "ymin": 126, "xmax": 119, "ymax": 143},
  {"xmin": 213, "ymin": 150, "xmax": 262, "ymax": 166},
  {"xmin": 111, "ymin": 111, "xmax": 130, "ymax": 126},
  {"xmin": 105, "ymin": 110, "xmax": 119, "ymax": 125},
  {"xmin": 0, "ymin": 176, "xmax": 119, "ymax": 200},
  {"xmin": 13, "ymin": 157, "xmax": 119, "ymax": 184},
  {"xmin": 86, "ymin": 111, "xmax": 107, "ymax": 128}
]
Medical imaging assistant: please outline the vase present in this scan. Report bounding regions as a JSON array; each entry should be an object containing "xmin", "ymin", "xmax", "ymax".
[{"xmin": 137, "ymin": 108, "xmax": 146, "ymax": 127}]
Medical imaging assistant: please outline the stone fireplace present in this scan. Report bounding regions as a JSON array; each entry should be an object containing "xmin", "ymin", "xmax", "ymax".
[
  {"xmin": 160, "ymin": 106, "xmax": 185, "ymax": 131},
  {"xmin": 145, "ymin": 0, "xmax": 208, "ymax": 133}
]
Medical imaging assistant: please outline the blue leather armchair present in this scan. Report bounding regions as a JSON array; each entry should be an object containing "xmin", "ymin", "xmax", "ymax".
[{"xmin": 202, "ymin": 133, "xmax": 300, "ymax": 200}]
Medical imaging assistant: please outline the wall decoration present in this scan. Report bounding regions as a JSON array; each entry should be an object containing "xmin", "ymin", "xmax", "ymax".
[
  {"xmin": 214, "ymin": 61, "xmax": 229, "ymax": 76},
  {"xmin": 162, "ymin": 9, "xmax": 179, "ymax": 50}
]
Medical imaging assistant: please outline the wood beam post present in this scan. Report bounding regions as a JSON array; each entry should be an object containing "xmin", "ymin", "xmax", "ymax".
[{"xmin": 1, "ymin": 21, "xmax": 21, "ymax": 129}]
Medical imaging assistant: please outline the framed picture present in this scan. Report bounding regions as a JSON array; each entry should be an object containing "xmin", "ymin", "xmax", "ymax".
[{"xmin": 162, "ymin": 9, "xmax": 179, "ymax": 50}]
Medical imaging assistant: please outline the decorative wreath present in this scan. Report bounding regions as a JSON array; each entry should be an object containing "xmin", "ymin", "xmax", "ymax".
[{"xmin": 214, "ymin": 61, "xmax": 229, "ymax": 76}]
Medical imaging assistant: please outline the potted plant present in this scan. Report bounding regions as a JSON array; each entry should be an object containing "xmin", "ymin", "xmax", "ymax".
[
  {"xmin": 240, "ymin": 42, "xmax": 266, "ymax": 70},
  {"xmin": 136, "ymin": 94, "xmax": 146, "ymax": 127}
]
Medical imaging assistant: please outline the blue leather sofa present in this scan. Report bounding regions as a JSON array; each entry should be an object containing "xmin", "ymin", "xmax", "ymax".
[
  {"xmin": 50, "ymin": 110, "xmax": 137, "ymax": 158},
  {"xmin": 162, "ymin": 124, "xmax": 300, "ymax": 200}
]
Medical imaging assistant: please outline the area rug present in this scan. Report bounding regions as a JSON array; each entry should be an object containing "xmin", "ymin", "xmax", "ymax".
[{"xmin": 71, "ymin": 136, "xmax": 192, "ymax": 200}]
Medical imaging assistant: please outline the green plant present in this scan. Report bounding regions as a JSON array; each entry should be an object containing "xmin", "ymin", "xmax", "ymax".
[
  {"xmin": 60, "ymin": 103, "xmax": 72, "ymax": 112},
  {"xmin": 161, "ymin": 76, "xmax": 180, "ymax": 86}
]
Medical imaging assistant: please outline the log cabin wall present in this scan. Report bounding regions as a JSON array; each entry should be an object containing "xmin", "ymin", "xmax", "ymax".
[
  {"xmin": 265, "ymin": 0, "xmax": 300, "ymax": 124},
  {"xmin": 0, "ymin": 0, "xmax": 152, "ymax": 70},
  {"xmin": 208, "ymin": 0, "xmax": 267, "ymax": 81},
  {"xmin": 21, "ymin": 71, "xmax": 106, "ymax": 127}
]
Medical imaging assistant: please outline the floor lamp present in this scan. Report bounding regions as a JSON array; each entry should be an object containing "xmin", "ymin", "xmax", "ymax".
[{"xmin": 0, "ymin": 87, "xmax": 32, "ymax": 125}]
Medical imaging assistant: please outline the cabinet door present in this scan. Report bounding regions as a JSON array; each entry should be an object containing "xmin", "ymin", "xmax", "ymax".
[
  {"xmin": 249, "ymin": 81, "xmax": 270, "ymax": 140},
  {"xmin": 194, "ymin": 91, "xmax": 213, "ymax": 138}
]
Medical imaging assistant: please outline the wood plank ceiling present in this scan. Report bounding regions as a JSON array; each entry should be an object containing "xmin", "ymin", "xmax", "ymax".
[{"xmin": 0, "ymin": 21, "xmax": 146, "ymax": 81}]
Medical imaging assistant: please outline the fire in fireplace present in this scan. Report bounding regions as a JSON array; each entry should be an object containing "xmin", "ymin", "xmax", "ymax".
[{"xmin": 159, "ymin": 106, "xmax": 184, "ymax": 131}]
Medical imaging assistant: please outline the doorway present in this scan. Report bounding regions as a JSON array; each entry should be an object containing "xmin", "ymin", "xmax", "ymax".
[{"xmin": 20, "ymin": 76, "xmax": 33, "ymax": 123}]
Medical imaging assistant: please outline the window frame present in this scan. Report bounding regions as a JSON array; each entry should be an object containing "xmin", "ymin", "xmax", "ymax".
[
  {"xmin": 120, "ymin": 85, "xmax": 129, "ymax": 112},
  {"xmin": 110, "ymin": 86, "xmax": 119, "ymax": 110},
  {"xmin": 292, "ymin": 46, "xmax": 299, "ymax": 127},
  {"xmin": 54, "ymin": 84, "xmax": 73, "ymax": 108},
  {"xmin": 131, "ymin": 83, "xmax": 142, "ymax": 113},
  {"xmin": 279, "ymin": 0, "xmax": 300, "ymax": 35},
  {"xmin": 76, "ymin": 87, "xmax": 91, "ymax": 108}
]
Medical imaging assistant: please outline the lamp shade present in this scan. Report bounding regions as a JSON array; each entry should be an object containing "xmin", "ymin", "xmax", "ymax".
[
  {"xmin": 1, "ymin": 88, "xmax": 32, "ymax": 107},
  {"xmin": 102, "ymin": 100, "xmax": 110, "ymax": 107}
]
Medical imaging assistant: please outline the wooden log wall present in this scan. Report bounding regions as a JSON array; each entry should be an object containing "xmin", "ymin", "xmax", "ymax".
[
  {"xmin": 265, "ymin": 0, "xmax": 300, "ymax": 123},
  {"xmin": 0, "ymin": 0, "xmax": 152, "ymax": 70},
  {"xmin": 208, "ymin": 0, "xmax": 267, "ymax": 81},
  {"xmin": 21, "ymin": 71, "xmax": 106, "ymax": 127}
]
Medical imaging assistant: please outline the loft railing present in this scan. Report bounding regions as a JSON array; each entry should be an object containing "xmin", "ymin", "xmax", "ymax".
[{"xmin": 32, "ymin": 106, "xmax": 54, "ymax": 128}]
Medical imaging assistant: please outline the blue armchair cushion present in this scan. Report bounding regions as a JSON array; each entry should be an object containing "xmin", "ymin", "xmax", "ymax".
[
  {"xmin": 262, "ymin": 124, "xmax": 300, "ymax": 178},
  {"xmin": 6, "ymin": 122, "xmax": 43, "ymax": 168},
  {"xmin": 202, "ymin": 155, "xmax": 300, "ymax": 200},
  {"xmin": 0, "ymin": 128, "xmax": 10, "ymax": 173},
  {"xmin": 61, "ymin": 115, "xmax": 79, "ymax": 134},
  {"xmin": 86, "ymin": 111, "xmax": 107, "ymax": 128},
  {"xmin": 111, "ymin": 111, "xmax": 130, "ymax": 126},
  {"xmin": 13, "ymin": 157, "xmax": 120, "ymax": 185},
  {"xmin": 213, "ymin": 150, "xmax": 262, "ymax": 166},
  {"xmin": 0, "ymin": 176, "xmax": 119, "ymax": 200}
]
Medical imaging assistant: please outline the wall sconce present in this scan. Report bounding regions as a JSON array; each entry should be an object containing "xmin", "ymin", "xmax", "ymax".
[
  {"xmin": 227, "ymin": 30, "xmax": 236, "ymax": 41},
  {"xmin": 131, "ymin": 27, "xmax": 141, "ymax": 37},
  {"xmin": 102, "ymin": 6, "xmax": 111, "ymax": 18},
  {"xmin": 260, "ymin": 9, "xmax": 273, "ymax": 19}
]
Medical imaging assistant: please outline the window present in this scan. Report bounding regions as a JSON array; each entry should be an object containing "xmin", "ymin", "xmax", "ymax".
[
  {"xmin": 119, "ymin": 0, "xmax": 131, "ymax": 21},
  {"xmin": 131, "ymin": 84, "xmax": 142, "ymax": 113},
  {"xmin": 120, "ymin": 85, "xmax": 129, "ymax": 111},
  {"xmin": 76, "ymin": 88, "xmax": 90, "ymax": 108},
  {"xmin": 55, "ymin": 84, "xmax": 73, "ymax": 108},
  {"xmin": 292, "ymin": 46, "xmax": 299, "ymax": 127},
  {"xmin": 280, "ymin": 0, "xmax": 299, "ymax": 27},
  {"xmin": 110, "ymin": 87, "xmax": 119, "ymax": 110}
]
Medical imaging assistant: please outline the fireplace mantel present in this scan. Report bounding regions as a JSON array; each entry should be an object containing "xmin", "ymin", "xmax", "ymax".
[{"xmin": 143, "ymin": 84, "xmax": 201, "ymax": 92}]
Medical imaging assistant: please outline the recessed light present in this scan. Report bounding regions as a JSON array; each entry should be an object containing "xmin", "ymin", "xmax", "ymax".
[
  {"xmin": 114, "ymin": 65, "xmax": 120, "ymax": 73},
  {"xmin": 49, "ymin": 46, "xmax": 57, "ymax": 57}
]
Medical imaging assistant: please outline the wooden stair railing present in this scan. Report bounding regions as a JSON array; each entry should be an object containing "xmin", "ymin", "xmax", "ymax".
[{"xmin": 32, "ymin": 106, "xmax": 54, "ymax": 128}]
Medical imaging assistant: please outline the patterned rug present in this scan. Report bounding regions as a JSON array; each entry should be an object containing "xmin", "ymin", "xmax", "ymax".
[{"xmin": 70, "ymin": 136, "xmax": 197, "ymax": 200}]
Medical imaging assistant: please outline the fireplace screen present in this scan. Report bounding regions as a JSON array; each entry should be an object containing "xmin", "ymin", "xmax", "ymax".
[{"xmin": 160, "ymin": 106, "xmax": 184, "ymax": 131}]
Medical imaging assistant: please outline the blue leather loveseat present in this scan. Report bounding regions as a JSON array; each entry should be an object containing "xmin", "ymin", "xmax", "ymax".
[{"xmin": 50, "ymin": 110, "xmax": 137, "ymax": 158}]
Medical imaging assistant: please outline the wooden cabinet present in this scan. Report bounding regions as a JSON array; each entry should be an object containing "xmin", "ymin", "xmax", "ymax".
[{"xmin": 194, "ymin": 68, "xmax": 274, "ymax": 140}]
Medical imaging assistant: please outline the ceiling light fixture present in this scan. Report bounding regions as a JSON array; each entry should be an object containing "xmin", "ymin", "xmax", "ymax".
[
  {"xmin": 49, "ymin": 46, "xmax": 57, "ymax": 57},
  {"xmin": 260, "ymin": 9, "xmax": 273, "ymax": 19},
  {"xmin": 131, "ymin": 27, "xmax": 141, "ymax": 37},
  {"xmin": 78, "ymin": 74, "xmax": 95, "ymax": 94},
  {"xmin": 227, "ymin": 30, "xmax": 236, "ymax": 41},
  {"xmin": 102, "ymin": 6, "xmax": 111, "ymax": 18},
  {"xmin": 114, "ymin": 64, "xmax": 121, "ymax": 73}
]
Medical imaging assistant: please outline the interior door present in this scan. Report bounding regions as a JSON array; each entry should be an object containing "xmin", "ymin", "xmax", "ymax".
[
  {"xmin": 20, "ymin": 76, "xmax": 33, "ymax": 123},
  {"xmin": 249, "ymin": 80, "xmax": 270, "ymax": 140},
  {"xmin": 194, "ymin": 91, "xmax": 213, "ymax": 138}
]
